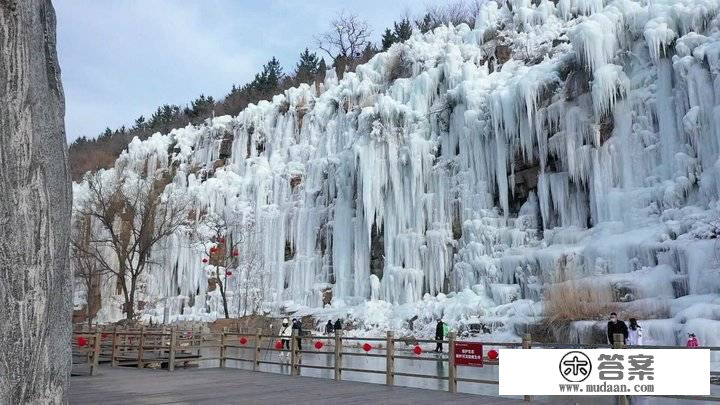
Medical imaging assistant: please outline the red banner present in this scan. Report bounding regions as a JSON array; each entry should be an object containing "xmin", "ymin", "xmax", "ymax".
[{"xmin": 454, "ymin": 341, "xmax": 484, "ymax": 367}]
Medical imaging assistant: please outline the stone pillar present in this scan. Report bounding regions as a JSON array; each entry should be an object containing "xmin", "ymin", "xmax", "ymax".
[{"xmin": 0, "ymin": 1, "xmax": 72, "ymax": 403}]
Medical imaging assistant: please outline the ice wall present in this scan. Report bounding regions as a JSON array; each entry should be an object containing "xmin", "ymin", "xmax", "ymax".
[{"xmin": 74, "ymin": 0, "xmax": 720, "ymax": 344}]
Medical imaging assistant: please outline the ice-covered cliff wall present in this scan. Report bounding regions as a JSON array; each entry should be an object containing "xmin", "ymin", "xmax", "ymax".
[{"xmin": 75, "ymin": 0, "xmax": 720, "ymax": 344}]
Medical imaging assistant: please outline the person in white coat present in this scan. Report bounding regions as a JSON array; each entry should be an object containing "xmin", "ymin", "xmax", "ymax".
[
  {"xmin": 627, "ymin": 318, "xmax": 643, "ymax": 345},
  {"xmin": 279, "ymin": 318, "xmax": 292, "ymax": 360}
]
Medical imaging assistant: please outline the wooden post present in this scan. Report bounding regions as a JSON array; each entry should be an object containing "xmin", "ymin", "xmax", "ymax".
[
  {"xmin": 161, "ymin": 325, "xmax": 167, "ymax": 357},
  {"xmin": 613, "ymin": 333, "xmax": 625, "ymax": 349},
  {"xmin": 448, "ymin": 331, "xmax": 457, "ymax": 393},
  {"xmin": 111, "ymin": 327, "xmax": 118, "ymax": 367},
  {"xmin": 290, "ymin": 329, "xmax": 299, "ymax": 376},
  {"xmin": 386, "ymin": 331, "xmax": 395, "ymax": 386},
  {"xmin": 613, "ymin": 333, "xmax": 628, "ymax": 405},
  {"xmin": 220, "ymin": 328, "xmax": 227, "ymax": 368},
  {"xmin": 91, "ymin": 331, "xmax": 101, "ymax": 375},
  {"xmin": 137, "ymin": 326, "xmax": 146, "ymax": 369},
  {"xmin": 334, "ymin": 330, "xmax": 342, "ymax": 381},
  {"xmin": 253, "ymin": 328, "xmax": 262, "ymax": 372},
  {"xmin": 85, "ymin": 333, "xmax": 91, "ymax": 366},
  {"xmin": 168, "ymin": 328, "xmax": 177, "ymax": 372},
  {"xmin": 522, "ymin": 333, "xmax": 532, "ymax": 402}
]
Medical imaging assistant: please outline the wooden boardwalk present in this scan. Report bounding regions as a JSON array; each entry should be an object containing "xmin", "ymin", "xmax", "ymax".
[{"xmin": 69, "ymin": 367, "xmax": 523, "ymax": 404}]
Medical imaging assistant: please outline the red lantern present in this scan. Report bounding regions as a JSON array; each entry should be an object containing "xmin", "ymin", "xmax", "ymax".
[
  {"xmin": 202, "ymin": 258, "xmax": 208, "ymax": 263},
  {"xmin": 225, "ymin": 271, "xmax": 233, "ymax": 276},
  {"xmin": 239, "ymin": 337, "xmax": 248, "ymax": 345},
  {"xmin": 314, "ymin": 341, "xmax": 324, "ymax": 350},
  {"xmin": 220, "ymin": 238, "xmax": 225, "ymax": 244},
  {"xmin": 210, "ymin": 247, "xmax": 217, "ymax": 253},
  {"xmin": 275, "ymin": 340, "xmax": 284, "ymax": 350},
  {"xmin": 77, "ymin": 336, "xmax": 88, "ymax": 347},
  {"xmin": 362, "ymin": 343, "xmax": 372, "ymax": 352},
  {"xmin": 413, "ymin": 345, "xmax": 422, "ymax": 355},
  {"xmin": 488, "ymin": 349, "xmax": 499, "ymax": 360},
  {"xmin": 233, "ymin": 250, "xmax": 239, "ymax": 257}
]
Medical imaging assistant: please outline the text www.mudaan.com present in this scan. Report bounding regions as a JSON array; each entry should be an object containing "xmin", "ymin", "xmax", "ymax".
[{"xmin": 558, "ymin": 383, "xmax": 654, "ymax": 393}]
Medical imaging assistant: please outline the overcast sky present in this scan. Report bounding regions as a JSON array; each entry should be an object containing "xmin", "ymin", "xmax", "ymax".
[{"xmin": 55, "ymin": 1, "xmax": 450, "ymax": 142}]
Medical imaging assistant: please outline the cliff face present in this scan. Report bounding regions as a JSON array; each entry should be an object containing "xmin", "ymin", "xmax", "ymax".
[
  {"xmin": 0, "ymin": 0, "xmax": 72, "ymax": 403},
  {"xmin": 76, "ymin": 0, "xmax": 720, "ymax": 344}
]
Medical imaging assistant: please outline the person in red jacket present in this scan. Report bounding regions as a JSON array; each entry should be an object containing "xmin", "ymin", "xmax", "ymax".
[{"xmin": 687, "ymin": 333, "xmax": 699, "ymax": 348}]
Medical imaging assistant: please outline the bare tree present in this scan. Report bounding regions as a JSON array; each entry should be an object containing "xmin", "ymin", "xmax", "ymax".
[
  {"xmin": 75, "ymin": 170, "xmax": 188, "ymax": 320},
  {"xmin": 417, "ymin": 0, "xmax": 485, "ymax": 32},
  {"xmin": 191, "ymin": 213, "xmax": 245, "ymax": 319},
  {"xmin": 70, "ymin": 217, "xmax": 110, "ymax": 327},
  {"xmin": 233, "ymin": 214, "xmax": 268, "ymax": 316},
  {"xmin": 315, "ymin": 11, "xmax": 372, "ymax": 68}
]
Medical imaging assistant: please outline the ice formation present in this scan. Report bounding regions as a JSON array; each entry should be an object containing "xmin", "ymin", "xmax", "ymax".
[{"xmin": 74, "ymin": 0, "xmax": 720, "ymax": 347}]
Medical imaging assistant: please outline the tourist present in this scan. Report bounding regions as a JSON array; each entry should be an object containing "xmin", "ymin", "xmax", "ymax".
[
  {"xmin": 334, "ymin": 319, "xmax": 343, "ymax": 331},
  {"xmin": 627, "ymin": 318, "xmax": 643, "ymax": 345},
  {"xmin": 292, "ymin": 318, "xmax": 303, "ymax": 350},
  {"xmin": 325, "ymin": 320, "xmax": 334, "ymax": 335},
  {"xmin": 687, "ymin": 333, "xmax": 699, "ymax": 348},
  {"xmin": 435, "ymin": 319, "xmax": 445, "ymax": 353},
  {"xmin": 280, "ymin": 318, "xmax": 292, "ymax": 360},
  {"xmin": 606, "ymin": 312, "xmax": 628, "ymax": 344}
]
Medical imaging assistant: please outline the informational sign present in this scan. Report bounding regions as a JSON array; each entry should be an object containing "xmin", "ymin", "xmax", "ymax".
[
  {"xmin": 454, "ymin": 341, "xmax": 483, "ymax": 367},
  {"xmin": 499, "ymin": 349, "xmax": 710, "ymax": 396}
]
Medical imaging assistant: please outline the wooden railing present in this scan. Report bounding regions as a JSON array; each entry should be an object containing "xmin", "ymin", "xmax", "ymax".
[
  {"xmin": 72, "ymin": 328, "xmax": 720, "ymax": 402},
  {"xmin": 72, "ymin": 331, "xmax": 102, "ymax": 376}
]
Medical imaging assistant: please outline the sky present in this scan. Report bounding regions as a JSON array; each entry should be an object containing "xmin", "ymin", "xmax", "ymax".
[{"xmin": 55, "ymin": 1, "xmax": 450, "ymax": 142}]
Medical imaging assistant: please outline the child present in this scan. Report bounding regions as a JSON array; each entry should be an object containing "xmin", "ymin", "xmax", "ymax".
[
  {"xmin": 687, "ymin": 333, "xmax": 699, "ymax": 348},
  {"xmin": 627, "ymin": 318, "xmax": 643, "ymax": 345}
]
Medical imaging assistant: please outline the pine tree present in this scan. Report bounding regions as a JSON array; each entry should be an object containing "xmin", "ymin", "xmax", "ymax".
[
  {"xmin": 295, "ymin": 48, "xmax": 321, "ymax": 84},
  {"xmin": 394, "ymin": 18, "xmax": 412, "ymax": 42},
  {"xmin": 186, "ymin": 94, "xmax": 215, "ymax": 124},
  {"xmin": 382, "ymin": 18, "xmax": 412, "ymax": 51},
  {"xmin": 134, "ymin": 115, "xmax": 146, "ymax": 130},
  {"xmin": 416, "ymin": 13, "xmax": 434, "ymax": 33},
  {"xmin": 252, "ymin": 57, "xmax": 283, "ymax": 93},
  {"xmin": 295, "ymin": 48, "xmax": 319, "ymax": 76},
  {"xmin": 99, "ymin": 127, "xmax": 112, "ymax": 139},
  {"xmin": 382, "ymin": 28, "xmax": 397, "ymax": 50}
]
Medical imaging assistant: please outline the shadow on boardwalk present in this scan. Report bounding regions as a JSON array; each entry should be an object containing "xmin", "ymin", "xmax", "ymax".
[{"xmin": 69, "ymin": 366, "xmax": 522, "ymax": 404}]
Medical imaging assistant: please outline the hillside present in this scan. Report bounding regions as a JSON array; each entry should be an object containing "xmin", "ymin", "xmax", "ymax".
[{"xmin": 72, "ymin": 0, "xmax": 720, "ymax": 344}]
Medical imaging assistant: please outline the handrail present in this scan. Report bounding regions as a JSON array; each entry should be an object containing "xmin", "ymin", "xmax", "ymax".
[{"xmin": 74, "ymin": 326, "xmax": 720, "ymax": 402}]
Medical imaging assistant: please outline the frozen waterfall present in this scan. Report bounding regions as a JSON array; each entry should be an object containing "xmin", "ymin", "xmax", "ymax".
[{"xmin": 74, "ymin": 0, "xmax": 720, "ymax": 346}]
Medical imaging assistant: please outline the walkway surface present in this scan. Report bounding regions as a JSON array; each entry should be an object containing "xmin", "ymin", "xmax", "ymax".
[{"xmin": 69, "ymin": 367, "xmax": 523, "ymax": 404}]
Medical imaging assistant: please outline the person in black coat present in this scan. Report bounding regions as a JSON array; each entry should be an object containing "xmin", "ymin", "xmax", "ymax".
[
  {"xmin": 334, "ymin": 319, "xmax": 343, "ymax": 331},
  {"xmin": 435, "ymin": 320, "xmax": 445, "ymax": 352},
  {"xmin": 607, "ymin": 312, "xmax": 629, "ymax": 344},
  {"xmin": 325, "ymin": 320, "xmax": 334, "ymax": 335},
  {"xmin": 292, "ymin": 318, "xmax": 303, "ymax": 350}
]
